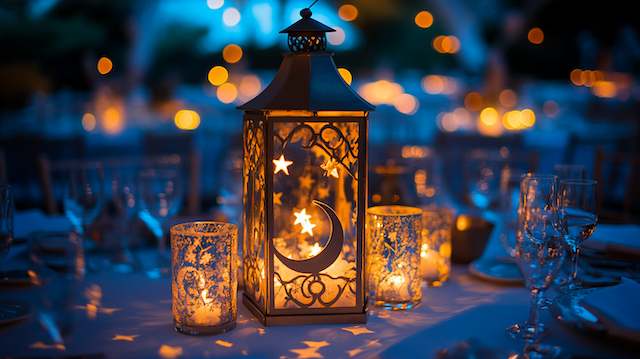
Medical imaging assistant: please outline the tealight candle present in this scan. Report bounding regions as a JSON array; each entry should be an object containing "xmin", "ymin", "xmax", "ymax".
[
  {"xmin": 420, "ymin": 208, "xmax": 453, "ymax": 286},
  {"xmin": 366, "ymin": 206, "xmax": 422, "ymax": 310},
  {"xmin": 171, "ymin": 222, "xmax": 237, "ymax": 335}
]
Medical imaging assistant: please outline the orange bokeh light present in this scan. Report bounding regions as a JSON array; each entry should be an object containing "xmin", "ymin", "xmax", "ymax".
[
  {"xmin": 338, "ymin": 4, "xmax": 358, "ymax": 22},
  {"xmin": 217, "ymin": 82, "xmax": 238, "ymax": 104},
  {"xmin": 528, "ymin": 27, "xmax": 544, "ymax": 45},
  {"xmin": 97, "ymin": 57, "xmax": 113, "ymax": 75},
  {"xmin": 415, "ymin": 11, "xmax": 434, "ymax": 29},
  {"xmin": 222, "ymin": 44, "xmax": 243, "ymax": 64}
]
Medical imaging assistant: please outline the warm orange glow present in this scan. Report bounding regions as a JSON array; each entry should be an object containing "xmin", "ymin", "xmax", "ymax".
[
  {"xmin": 414, "ymin": 11, "xmax": 434, "ymax": 29},
  {"xmin": 464, "ymin": 92, "xmax": 483, "ymax": 111},
  {"xmin": 358, "ymin": 80, "xmax": 404, "ymax": 105},
  {"xmin": 321, "ymin": 159, "xmax": 340, "ymax": 178},
  {"xmin": 328, "ymin": 26, "xmax": 346, "ymax": 46},
  {"xmin": 273, "ymin": 154, "xmax": 293, "ymax": 175},
  {"xmin": 570, "ymin": 69, "xmax": 583, "ymax": 86},
  {"xmin": 393, "ymin": 93, "xmax": 419, "ymax": 115},
  {"xmin": 477, "ymin": 107, "xmax": 503, "ymax": 137},
  {"xmin": 456, "ymin": 215, "xmax": 471, "ymax": 231},
  {"xmin": 521, "ymin": 109, "xmax": 536, "ymax": 127},
  {"xmin": 238, "ymin": 74, "xmax": 261, "ymax": 100},
  {"xmin": 337, "ymin": 67, "xmax": 352, "ymax": 85},
  {"xmin": 208, "ymin": 66, "xmax": 228, "ymax": 86},
  {"xmin": 479, "ymin": 107, "xmax": 499, "ymax": 126},
  {"xmin": 216, "ymin": 82, "xmax": 238, "ymax": 104},
  {"xmin": 101, "ymin": 106, "xmax": 124, "ymax": 135},
  {"xmin": 82, "ymin": 113, "xmax": 96, "ymax": 132},
  {"xmin": 338, "ymin": 4, "xmax": 359, "ymax": 22},
  {"xmin": 422, "ymin": 75, "xmax": 444, "ymax": 94},
  {"xmin": 433, "ymin": 35, "xmax": 460, "ymax": 54},
  {"xmin": 97, "ymin": 57, "xmax": 113, "ymax": 75},
  {"xmin": 592, "ymin": 80, "xmax": 617, "ymax": 98},
  {"xmin": 174, "ymin": 109, "xmax": 201, "ymax": 130},
  {"xmin": 527, "ymin": 27, "xmax": 544, "ymax": 45},
  {"xmin": 498, "ymin": 89, "xmax": 517, "ymax": 108},
  {"xmin": 222, "ymin": 44, "xmax": 243, "ymax": 64},
  {"xmin": 502, "ymin": 109, "xmax": 535, "ymax": 131}
]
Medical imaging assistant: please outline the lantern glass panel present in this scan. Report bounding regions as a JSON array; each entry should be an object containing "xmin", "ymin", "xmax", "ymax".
[
  {"xmin": 243, "ymin": 117, "xmax": 267, "ymax": 311},
  {"xmin": 271, "ymin": 118, "xmax": 361, "ymax": 309}
]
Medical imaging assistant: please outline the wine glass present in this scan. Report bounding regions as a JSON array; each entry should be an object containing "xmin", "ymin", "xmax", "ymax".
[
  {"xmin": 138, "ymin": 169, "xmax": 183, "ymax": 271},
  {"xmin": 108, "ymin": 170, "xmax": 139, "ymax": 270},
  {"xmin": 553, "ymin": 164, "xmax": 586, "ymax": 181},
  {"xmin": 557, "ymin": 179, "xmax": 598, "ymax": 290},
  {"xmin": 509, "ymin": 175, "xmax": 565, "ymax": 345},
  {"xmin": 62, "ymin": 162, "xmax": 105, "ymax": 249},
  {"xmin": 466, "ymin": 153, "xmax": 507, "ymax": 211}
]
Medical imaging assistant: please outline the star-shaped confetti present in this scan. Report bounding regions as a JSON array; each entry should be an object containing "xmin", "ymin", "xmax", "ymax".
[
  {"xmin": 274, "ymin": 192, "xmax": 283, "ymax": 205},
  {"xmin": 158, "ymin": 345, "xmax": 183, "ymax": 359},
  {"xmin": 341, "ymin": 326, "xmax": 374, "ymax": 336},
  {"xmin": 113, "ymin": 335, "xmax": 138, "ymax": 342},
  {"xmin": 215, "ymin": 340, "xmax": 234, "ymax": 348},
  {"xmin": 273, "ymin": 154, "xmax": 293, "ymax": 175},
  {"xmin": 298, "ymin": 174, "xmax": 315, "ymax": 189},
  {"xmin": 321, "ymin": 159, "xmax": 340, "ymax": 178},
  {"xmin": 290, "ymin": 341, "xmax": 330, "ymax": 359}
]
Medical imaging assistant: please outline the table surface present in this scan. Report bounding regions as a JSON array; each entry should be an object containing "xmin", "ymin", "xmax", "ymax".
[{"xmin": 1, "ymin": 216, "xmax": 639, "ymax": 359}]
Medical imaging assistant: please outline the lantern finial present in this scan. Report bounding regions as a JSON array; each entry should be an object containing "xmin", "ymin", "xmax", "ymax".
[{"xmin": 280, "ymin": 6, "xmax": 335, "ymax": 53}]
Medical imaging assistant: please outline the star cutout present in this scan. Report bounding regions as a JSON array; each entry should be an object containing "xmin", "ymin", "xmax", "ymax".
[
  {"xmin": 273, "ymin": 154, "xmax": 293, "ymax": 175},
  {"xmin": 317, "ymin": 186, "xmax": 330, "ymax": 199},
  {"xmin": 298, "ymin": 174, "xmax": 315, "ymax": 189},
  {"xmin": 293, "ymin": 208, "xmax": 312, "ymax": 225},
  {"xmin": 113, "ymin": 335, "xmax": 138, "ymax": 342},
  {"xmin": 341, "ymin": 326, "xmax": 374, "ymax": 336},
  {"xmin": 321, "ymin": 159, "xmax": 340, "ymax": 178},
  {"xmin": 290, "ymin": 341, "xmax": 330, "ymax": 359},
  {"xmin": 274, "ymin": 192, "xmax": 283, "ymax": 205},
  {"xmin": 301, "ymin": 221, "xmax": 317, "ymax": 236}
]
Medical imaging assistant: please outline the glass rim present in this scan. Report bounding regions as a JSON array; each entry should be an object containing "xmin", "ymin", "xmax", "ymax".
[
  {"xmin": 170, "ymin": 221, "xmax": 237, "ymax": 234},
  {"xmin": 367, "ymin": 205, "xmax": 422, "ymax": 217},
  {"xmin": 559, "ymin": 179, "xmax": 598, "ymax": 185}
]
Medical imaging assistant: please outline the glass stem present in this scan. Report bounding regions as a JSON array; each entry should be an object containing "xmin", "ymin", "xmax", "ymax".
[
  {"xmin": 527, "ymin": 288, "xmax": 542, "ymax": 331},
  {"xmin": 571, "ymin": 246, "xmax": 580, "ymax": 281}
]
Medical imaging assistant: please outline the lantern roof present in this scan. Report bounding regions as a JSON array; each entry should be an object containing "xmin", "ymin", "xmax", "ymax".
[{"xmin": 238, "ymin": 8, "xmax": 375, "ymax": 112}]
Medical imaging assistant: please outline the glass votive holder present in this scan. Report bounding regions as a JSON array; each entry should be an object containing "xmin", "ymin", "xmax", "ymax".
[
  {"xmin": 366, "ymin": 206, "xmax": 423, "ymax": 310},
  {"xmin": 171, "ymin": 221, "xmax": 237, "ymax": 335},
  {"xmin": 420, "ymin": 208, "xmax": 453, "ymax": 286}
]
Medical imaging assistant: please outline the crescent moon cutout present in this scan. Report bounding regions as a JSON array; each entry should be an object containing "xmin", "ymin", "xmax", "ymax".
[{"xmin": 273, "ymin": 200, "xmax": 344, "ymax": 274}]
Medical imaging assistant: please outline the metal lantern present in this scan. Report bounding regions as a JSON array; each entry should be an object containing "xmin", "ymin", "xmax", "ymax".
[{"xmin": 239, "ymin": 7, "xmax": 374, "ymax": 325}]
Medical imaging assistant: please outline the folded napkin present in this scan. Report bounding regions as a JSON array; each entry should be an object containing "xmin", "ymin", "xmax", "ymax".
[
  {"xmin": 584, "ymin": 224, "xmax": 640, "ymax": 257},
  {"xmin": 581, "ymin": 278, "xmax": 640, "ymax": 342},
  {"xmin": 13, "ymin": 210, "xmax": 72, "ymax": 239}
]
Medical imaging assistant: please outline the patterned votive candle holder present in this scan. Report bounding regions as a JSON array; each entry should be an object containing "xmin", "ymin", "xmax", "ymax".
[
  {"xmin": 366, "ymin": 206, "xmax": 423, "ymax": 310},
  {"xmin": 420, "ymin": 208, "xmax": 453, "ymax": 286},
  {"xmin": 171, "ymin": 221, "xmax": 237, "ymax": 335}
]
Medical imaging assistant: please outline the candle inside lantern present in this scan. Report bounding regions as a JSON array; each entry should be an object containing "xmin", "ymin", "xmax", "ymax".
[
  {"xmin": 420, "ymin": 208, "xmax": 453, "ymax": 286},
  {"xmin": 171, "ymin": 222, "xmax": 237, "ymax": 335},
  {"xmin": 366, "ymin": 206, "xmax": 422, "ymax": 310}
]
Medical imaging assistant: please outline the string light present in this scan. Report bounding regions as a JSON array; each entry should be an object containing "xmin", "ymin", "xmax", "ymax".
[
  {"xmin": 82, "ymin": 113, "xmax": 96, "ymax": 132},
  {"xmin": 527, "ymin": 27, "xmax": 544, "ymax": 45},
  {"xmin": 216, "ymin": 82, "xmax": 238, "ymax": 104},
  {"xmin": 414, "ymin": 11, "xmax": 433, "ymax": 29},
  {"xmin": 273, "ymin": 154, "xmax": 293, "ymax": 175},
  {"xmin": 338, "ymin": 4, "xmax": 358, "ymax": 22},
  {"xmin": 222, "ymin": 44, "xmax": 243, "ymax": 64},
  {"xmin": 174, "ymin": 109, "xmax": 201, "ymax": 130},
  {"xmin": 208, "ymin": 66, "xmax": 228, "ymax": 86},
  {"xmin": 97, "ymin": 57, "xmax": 113, "ymax": 75},
  {"xmin": 207, "ymin": 0, "xmax": 224, "ymax": 10}
]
